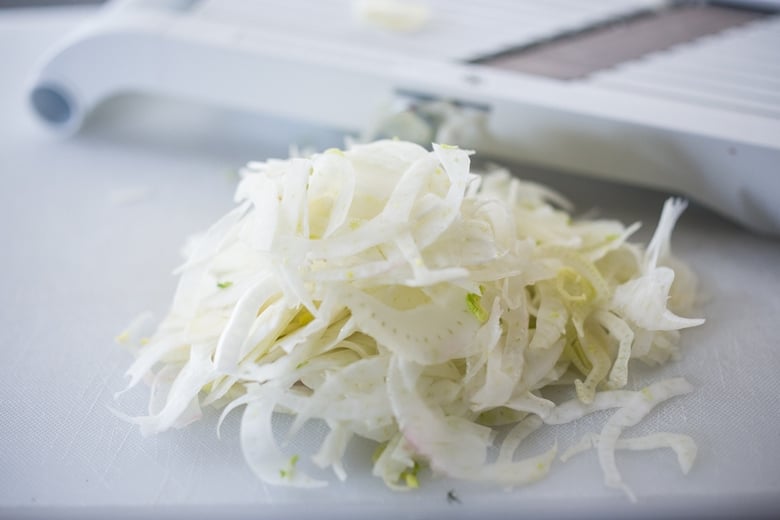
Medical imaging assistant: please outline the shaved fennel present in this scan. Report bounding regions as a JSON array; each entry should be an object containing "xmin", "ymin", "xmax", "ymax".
[{"xmin": 118, "ymin": 140, "xmax": 704, "ymax": 499}]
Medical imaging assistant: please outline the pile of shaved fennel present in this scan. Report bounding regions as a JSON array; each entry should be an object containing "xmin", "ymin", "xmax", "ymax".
[{"xmin": 118, "ymin": 140, "xmax": 704, "ymax": 499}]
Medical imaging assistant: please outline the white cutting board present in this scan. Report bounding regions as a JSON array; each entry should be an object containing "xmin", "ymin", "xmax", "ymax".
[{"xmin": 1, "ymin": 7, "xmax": 778, "ymax": 519}]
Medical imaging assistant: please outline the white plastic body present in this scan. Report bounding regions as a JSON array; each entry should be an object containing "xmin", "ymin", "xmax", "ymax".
[{"xmin": 28, "ymin": 2, "xmax": 780, "ymax": 235}]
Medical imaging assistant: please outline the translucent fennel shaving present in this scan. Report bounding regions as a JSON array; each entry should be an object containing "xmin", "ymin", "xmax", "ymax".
[{"xmin": 118, "ymin": 140, "xmax": 704, "ymax": 499}]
